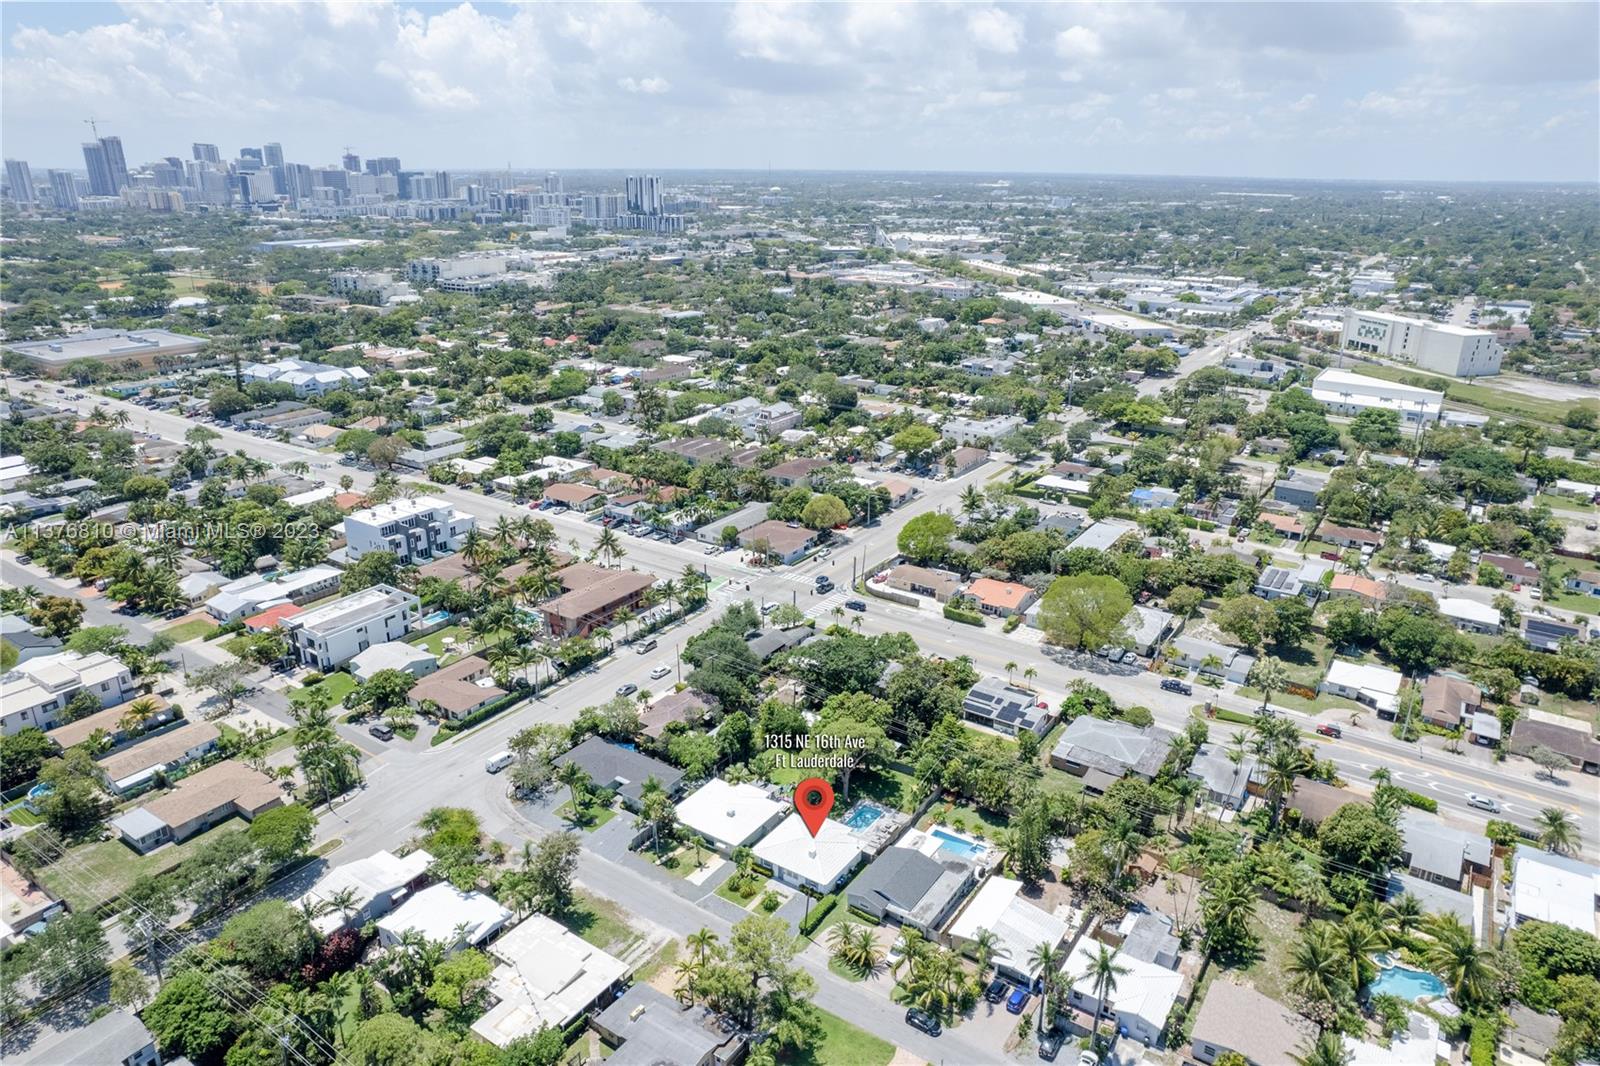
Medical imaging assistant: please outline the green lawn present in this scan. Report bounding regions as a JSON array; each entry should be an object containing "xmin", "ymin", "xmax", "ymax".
[
  {"xmin": 289, "ymin": 672, "xmax": 358, "ymax": 708},
  {"xmin": 556, "ymin": 891, "xmax": 642, "ymax": 956},
  {"xmin": 1237, "ymin": 898, "xmax": 1303, "ymax": 1005},
  {"xmin": 218, "ymin": 723, "xmax": 294, "ymax": 758},
  {"xmin": 715, "ymin": 876, "xmax": 763, "ymax": 909},
  {"xmin": 782, "ymin": 1007, "xmax": 896, "ymax": 1066},
  {"xmin": 556, "ymin": 800, "xmax": 618, "ymax": 831},
  {"xmin": 1535, "ymin": 492, "xmax": 1597, "ymax": 514},
  {"xmin": 161, "ymin": 618, "xmax": 218, "ymax": 643},
  {"xmin": 1236, "ymin": 684, "xmax": 1365, "ymax": 717},
  {"xmin": 917, "ymin": 800, "xmax": 1010, "ymax": 837},
  {"xmin": 652, "ymin": 843, "xmax": 714, "ymax": 878},
  {"xmin": 39, "ymin": 820, "xmax": 247, "ymax": 915},
  {"xmin": 1349, "ymin": 363, "xmax": 1579, "ymax": 426},
  {"xmin": 408, "ymin": 624, "xmax": 510, "ymax": 660}
]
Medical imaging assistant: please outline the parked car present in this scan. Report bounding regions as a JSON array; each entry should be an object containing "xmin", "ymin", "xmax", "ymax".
[
  {"xmin": 368, "ymin": 722, "xmax": 394, "ymax": 741},
  {"xmin": 1038, "ymin": 1027, "xmax": 1065, "ymax": 1061},
  {"xmin": 1466, "ymin": 792, "xmax": 1501, "ymax": 813},
  {"xmin": 1076, "ymin": 1052, "xmax": 1100, "ymax": 1066},
  {"xmin": 984, "ymin": 977, "xmax": 1008, "ymax": 1004},
  {"xmin": 1108, "ymin": 648, "xmax": 1126, "ymax": 663},
  {"xmin": 1006, "ymin": 986, "xmax": 1031, "ymax": 1014},
  {"xmin": 904, "ymin": 1008, "xmax": 942, "ymax": 1037},
  {"xmin": 844, "ymin": 599, "xmax": 867, "ymax": 612},
  {"xmin": 1160, "ymin": 679, "xmax": 1193, "ymax": 695},
  {"xmin": 1094, "ymin": 645, "xmax": 1112, "ymax": 658},
  {"xmin": 615, "ymin": 683, "xmax": 638, "ymax": 698},
  {"xmin": 1315, "ymin": 723, "xmax": 1342, "ymax": 738},
  {"xmin": 704, "ymin": 545, "xmax": 720, "ymax": 555},
  {"xmin": 650, "ymin": 665, "xmax": 671, "ymax": 680},
  {"xmin": 760, "ymin": 602, "xmax": 778, "ymax": 615}
]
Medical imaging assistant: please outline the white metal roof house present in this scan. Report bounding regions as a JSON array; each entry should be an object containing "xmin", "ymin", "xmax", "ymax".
[
  {"xmin": 948, "ymin": 876, "xmax": 1069, "ymax": 985},
  {"xmin": 1059, "ymin": 937, "xmax": 1184, "ymax": 1047},
  {"xmin": 349, "ymin": 641, "xmax": 438, "ymax": 683},
  {"xmin": 1320, "ymin": 660, "xmax": 1403, "ymax": 717},
  {"xmin": 1510, "ymin": 847, "xmax": 1600, "ymax": 936},
  {"xmin": 752, "ymin": 813, "xmax": 865, "ymax": 893},
  {"xmin": 296, "ymin": 848, "xmax": 433, "ymax": 936},
  {"xmin": 375, "ymin": 882, "xmax": 511, "ymax": 952},
  {"xmin": 470, "ymin": 914, "xmax": 628, "ymax": 1047},
  {"xmin": 1438, "ymin": 596, "xmax": 1503, "ymax": 635},
  {"xmin": 675, "ymin": 779, "xmax": 788, "ymax": 855}
]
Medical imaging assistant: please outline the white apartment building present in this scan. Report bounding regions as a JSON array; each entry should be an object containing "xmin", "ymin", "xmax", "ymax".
[
  {"xmin": 941, "ymin": 414, "xmax": 1025, "ymax": 446},
  {"xmin": 283, "ymin": 585, "xmax": 421, "ymax": 670},
  {"xmin": 238, "ymin": 358, "xmax": 370, "ymax": 397},
  {"xmin": 328, "ymin": 270, "xmax": 417, "ymax": 306},
  {"xmin": 1309, "ymin": 368, "xmax": 1443, "ymax": 425},
  {"xmin": 1340, "ymin": 309, "xmax": 1503, "ymax": 378},
  {"xmin": 204, "ymin": 565, "xmax": 343, "ymax": 622},
  {"xmin": 344, "ymin": 496, "xmax": 476, "ymax": 564},
  {"xmin": 2, "ymin": 652, "xmax": 137, "ymax": 735},
  {"xmin": 406, "ymin": 253, "xmax": 509, "ymax": 287}
]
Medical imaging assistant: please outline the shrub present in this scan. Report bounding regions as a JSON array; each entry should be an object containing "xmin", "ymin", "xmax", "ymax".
[
  {"xmin": 760, "ymin": 890, "xmax": 781, "ymax": 913},
  {"xmin": 943, "ymin": 603, "xmax": 985, "ymax": 626},
  {"xmin": 1395, "ymin": 788, "xmax": 1438, "ymax": 813},
  {"xmin": 798, "ymin": 893, "xmax": 838, "ymax": 936}
]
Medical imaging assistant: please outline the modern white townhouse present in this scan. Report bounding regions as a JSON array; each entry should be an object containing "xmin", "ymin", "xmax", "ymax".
[
  {"xmin": 343, "ymin": 496, "xmax": 476, "ymax": 564},
  {"xmin": 203, "ymin": 565, "xmax": 343, "ymax": 622},
  {"xmin": 1, "ymin": 651, "xmax": 137, "ymax": 735},
  {"xmin": 282, "ymin": 585, "xmax": 421, "ymax": 671}
]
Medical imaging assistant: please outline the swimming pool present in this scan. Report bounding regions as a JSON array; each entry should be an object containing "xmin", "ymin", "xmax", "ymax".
[
  {"xmin": 1368, "ymin": 960, "xmax": 1447, "ymax": 1002},
  {"xmin": 419, "ymin": 609, "xmax": 452, "ymax": 627},
  {"xmin": 930, "ymin": 828, "xmax": 987, "ymax": 860},
  {"xmin": 843, "ymin": 803, "xmax": 887, "ymax": 831}
]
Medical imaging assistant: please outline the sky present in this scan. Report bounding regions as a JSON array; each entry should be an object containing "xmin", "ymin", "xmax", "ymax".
[{"xmin": 2, "ymin": 1, "xmax": 1597, "ymax": 183}]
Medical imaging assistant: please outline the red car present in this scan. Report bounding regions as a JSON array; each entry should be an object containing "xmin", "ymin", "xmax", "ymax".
[{"xmin": 1315, "ymin": 724, "xmax": 1342, "ymax": 739}]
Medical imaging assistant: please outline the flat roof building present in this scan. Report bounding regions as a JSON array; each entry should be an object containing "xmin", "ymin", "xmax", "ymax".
[
  {"xmin": 6, "ymin": 328, "xmax": 208, "ymax": 375},
  {"xmin": 1340, "ymin": 309, "xmax": 1503, "ymax": 378},
  {"xmin": 753, "ymin": 812, "xmax": 865, "ymax": 893},
  {"xmin": 470, "ymin": 914, "xmax": 628, "ymax": 1047},
  {"xmin": 675, "ymin": 778, "xmax": 789, "ymax": 854},
  {"xmin": 1309, "ymin": 368, "xmax": 1442, "ymax": 425}
]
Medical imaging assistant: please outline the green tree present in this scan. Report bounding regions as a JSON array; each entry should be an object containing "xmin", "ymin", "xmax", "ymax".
[
  {"xmin": 143, "ymin": 967, "xmax": 240, "ymax": 1062},
  {"xmin": 897, "ymin": 511, "xmax": 956, "ymax": 563},
  {"xmin": 800, "ymin": 493, "xmax": 851, "ymax": 530},
  {"xmin": 212, "ymin": 900, "xmax": 315, "ymax": 981},
  {"xmin": 1036, "ymin": 574, "xmax": 1132, "ymax": 651},
  {"xmin": 1214, "ymin": 595, "xmax": 1278, "ymax": 652},
  {"xmin": 528, "ymin": 831, "xmax": 582, "ymax": 912},
  {"xmin": 246, "ymin": 804, "xmax": 316, "ymax": 867}
]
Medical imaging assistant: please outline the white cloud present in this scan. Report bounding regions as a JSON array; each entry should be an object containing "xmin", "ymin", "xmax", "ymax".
[
  {"xmin": 967, "ymin": 7, "xmax": 1022, "ymax": 54},
  {"xmin": 619, "ymin": 76, "xmax": 671, "ymax": 95},
  {"xmin": 1053, "ymin": 25, "xmax": 1103, "ymax": 61}
]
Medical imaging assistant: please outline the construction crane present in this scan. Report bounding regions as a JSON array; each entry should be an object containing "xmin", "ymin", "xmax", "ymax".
[{"xmin": 85, "ymin": 116, "xmax": 101, "ymax": 139}]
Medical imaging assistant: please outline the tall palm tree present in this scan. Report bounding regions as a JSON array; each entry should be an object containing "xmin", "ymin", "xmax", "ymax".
[
  {"xmin": 1286, "ymin": 924, "xmax": 1346, "ymax": 1024},
  {"xmin": 1421, "ymin": 914, "xmax": 1498, "ymax": 1009},
  {"xmin": 1291, "ymin": 1031, "xmax": 1353, "ymax": 1066},
  {"xmin": 971, "ymin": 927, "xmax": 1003, "ymax": 981},
  {"xmin": 1535, "ymin": 807, "xmax": 1579, "ymax": 855},
  {"xmin": 1331, "ymin": 919, "xmax": 1382, "ymax": 994},
  {"xmin": 686, "ymin": 927, "xmax": 719, "ymax": 967},
  {"xmin": 1263, "ymin": 745, "xmax": 1305, "ymax": 829},
  {"xmin": 118, "ymin": 696, "xmax": 162, "ymax": 735},
  {"xmin": 555, "ymin": 762, "xmax": 590, "ymax": 822},
  {"xmin": 1029, "ymin": 942, "xmax": 1065, "ymax": 1035},
  {"xmin": 890, "ymin": 927, "xmax": 928, "ymax": 981},
  {"xmin": 1078, "ymin": 944, "xmax": 1128, "ymax": 1049}
]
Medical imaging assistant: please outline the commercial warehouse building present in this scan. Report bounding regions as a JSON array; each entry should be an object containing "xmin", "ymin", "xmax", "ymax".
[{"xmin": 1340, "ymin": 309, "xmax": 1502, "ymax": 378}]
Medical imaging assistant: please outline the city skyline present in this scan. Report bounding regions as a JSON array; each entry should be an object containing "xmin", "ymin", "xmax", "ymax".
[{"xmin": 2, "ymin": 1, "xmax": 1596, "ymax": 182}]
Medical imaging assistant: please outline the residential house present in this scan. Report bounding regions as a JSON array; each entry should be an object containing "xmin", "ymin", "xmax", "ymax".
[
  {"xmin": 846, "ymin": 847, "xmax": 977, "ymax": 933},
  {"xmin": 295, "ymin": 848, "xmax": 434, "ymax": 936},
  {"xmin": 1273, "ymin": 468, "xmax": 1329, "ymax": 511},
  {"xmin": 1129, "ymin": 485, "xmax": 1180, "ymax": 510},
  {"xmin": 542, "ymin": 482, "xmax": 606, "ymax": 512},
  {"xmin": 753, "ymin": 813, "xmax": 864, "ymax": 893},
  {"xmin": 408, "ymin": 655, "xmax": 505, "ymax": 721},
  {"xmin": 941, "ymin": 414, "xmax": 1023, "ymax": 447},
  {"xmin": 1420, "ymin": 673, "xmax": 1481, "ymax": 730},
  {"xmin": 1254, "ymin": 558, "xmax": 1331, "ymax": 602},
  {"xmin": 1318, "ymin": 522, "xmax": 1384, "ymax": 551},
  {"xmin": 376, "ymin": 883, "xmax": 511, "ymax": 953},
  {"xmin": 764, "ymin": 457, "xmax": 831, "ymax": 488},
  {"xmin": 745, "ymin": 626, "xmax": 814, "ymax": 662},
  {"xmin": 1049, "ymin": 717, "xmax": 1176, "ymax": 793},
  {"xmin": 97, "ymin": 721, "xmax": 220, "ymax": 795},
  {"xmin": 43, "ymin": 696, "xmax": 176, "ymax": 753},
  {"xmin": 350, "ymin": 641, "xmax": 438, "ymax": 683},
  {"xmin": 1257, "ymin": 512, "xmax": 1305, "ymax": 540},
  {"xmin": 962, "ymin": 677, "xmax": 1054, "ymax": 738},
  {"xmin": 1398, "ymin": 810, "xmax": 1491, "ymax": 889},
  {"xmin": 737, "ymin": 520, "xmax": 817, "ymax": 565},
  {"xmin": 344, "ymin": 497, "xmax": 476, "ymax": 565},
  {"xmin": 1509, "ymin": 847, "xmax": 1600, "ymax": 935},
  {"xmin": 539, "ymin": 563, "xmax": 655, "ymax": 638},
  {"xmin": 283, "ymin": 585, "xmax": 420, "ymax": 670},
  {"xmin": 1167, "ymin": 637, "xmax": 1255, "ymax": 685},
  {"xmin": 883, "ymin": 564, "xmax": 962, "ymax": 603},
  {"xmin": 1187, "ymin": 743, "xmax": 1260, "ymax": 810},
  {"xmin": 556, "ymin": 737, "xmax": 684, "ymax": 811},
  {"xmin": 945, "ymin": 446, "xmax": 989, "ymax": 477},
  {"xmin": 204, "ymin": 565, "xmax": 344, "ymax": 622},
  {"xmin": 14, "ymin": 1010, "xmax": 161, "ymax": 1066},
  {"xmin": 2, "ymin": 651, "xmax": 137, "ymax": 736},
  {"xmin": 110, "ymin": 761, "xmax": 285, "ymax": 853},
  {"xmin": 640, "ymin": 690, "xmax": 718, "ymax": 741},
  {"xmin": 1189, "ymin": 981, "xmax": 1312, "ymax": 1066},
  {"xmin": 675, "ymin": 779, "xmax": 788, "ymax": 854},
  {"xmin": 1320, "ymin": 660, "xmax": 1403, "ymax": 717},
  {"xmin": 1286, "ymin": 778, "xmax": 1360, "ymax": 826},
  {"xmin": 593, "ymin": 983, "xmax": 744, "ymax": 1066},
  {"xmin": 948, "ymin": 876, "xmax": 1069, "ymax": 985},
  {"xmin": 1059, "ymin": 935, "xmax": 1184, "ymax": 1046},
  {"xmin": 1481, "ymin": 552, "xmax": 1539, "ymax": 585},
  {"xmin": 1068, "ymin": 518, "xmax": 1140, "ymax": 553},
  {"xmin": 1, "ymin": 856, "xmax": 65, "ymax": 949},
  {"xmin": 1565, "ymin": 570, "xmax": 1600, "ymax": 597},
  {"xmin": 398, "ymin": 428, "xmax": 467, "ymax": 469},
  {"xmin": 1328, "ymin": 573, "xmax": 1388, "ymax": 605},
  {"xmin": 470, "ymin": 914, "xmax": 628, "ymax": 1048},
  {"xmin": 964, "ymin": 577, "xmax": 1037, "ymax": 618},
  {"xmin": 1122, "ymin": 604, "xmax": 1176, "ymax": 657},
  {"xmin": 691, "ymin": 502, "xmax": 768, "ymax": 545},
  {"xmin": 1507, "ymin": 719, "xmax": 1600, "ymax": 775},
  {"xmin": 1439, "ymin": 596, "xmax": 1502, "ymax": 635},
  {"xmin": 1523, "ymin": 615, "xmax": 1584, "ymax": 653}
]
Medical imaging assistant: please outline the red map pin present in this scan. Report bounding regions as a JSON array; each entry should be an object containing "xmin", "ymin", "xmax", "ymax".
[{"xmin": 794, "ymin": 777, "xmax": 834, "ymax": 838}]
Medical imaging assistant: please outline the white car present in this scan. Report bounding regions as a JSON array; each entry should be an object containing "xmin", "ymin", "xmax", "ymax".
[
  {"xmin": 1465, "ymin": 792, "xmax": 1500, "ymax": 813},
  {"xmin": 650, "ymin": 665, "xmax": 671, "ymax": 680},
  {"xmin": 704, "ymin": 545, "xmax": 720, "ymax": 555}
]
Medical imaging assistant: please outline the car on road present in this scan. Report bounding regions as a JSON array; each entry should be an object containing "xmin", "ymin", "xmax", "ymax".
[
  {"xmin": 818, "ymin": 548, "xmax": 831, "ymax": 560},
  {"xmin": 1417, "ymin": 573, "xmax": 1435, "ymax": 583},
  {"xmin": 1466, "ymin": 793, "xmax": 1500, "ymax": 813},
  {"xmin": 1006, "ymin": 986, "xmax": 1031, "ymax": 1014},
  {"xmin": 615, "ymin": 683, "xmax": 638, "ymax": 697},
  {"xmin": 904, "ymin": 1008, "xmax": 942, "ymax": 1037},
  {"xmin": 1315, "ymin": 724, "xmax": 1342, "ymax": 738},
  {"xmin": 844, "ymin": 599, "xmax": 867, "ymax": 612},
  {"xmin": 650, "ymin": 665, "xmax": 671, "ymax": 680},
  {"xmin": 1160, "ymin": 679, "xmax": 1192, "ymax": 695},
  {"xmin": 985, "ymin": 977, "xmax": 1008, "ymax": 1003},
  {"xmin": 635, "ymin": 639, "xmax": 658, "ymax": 654},
  {"xmin": 368, "ymin": 722, "xmax": 394, "ymax": 741},
  {"xmin": 760, "ymin": 602, "xmax": 778, "ymax": 615},
  {"xmin": 704, "ymin": 545, "xmax": 720, "ymax": 555},
  {"xmin": 1038, "ymin": 1027, "xmax": 1065, "ymax": 1061}
]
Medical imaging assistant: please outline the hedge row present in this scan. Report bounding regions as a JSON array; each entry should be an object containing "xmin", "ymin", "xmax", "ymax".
[
  {"xmin": 944, "ymin": 604, "xmax": 985, "ymax": 626},
  {"xmin": 1395, "ymin": 788, "xmax": 1439, "ymax": 813},
  {"xmin": 798, "ymin": 893, "xmax": 838, "ymax": 937}
]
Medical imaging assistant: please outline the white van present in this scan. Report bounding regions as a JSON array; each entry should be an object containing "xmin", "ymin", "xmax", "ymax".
[{"xmin": 485, "ymin": 751, "xmax": 514, "ymax": 774}]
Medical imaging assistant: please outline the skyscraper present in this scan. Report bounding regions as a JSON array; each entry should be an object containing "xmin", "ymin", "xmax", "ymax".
[
  {"xmin": 342, "ymin": 151, "xmax": 361, "ymax": 172},
  {"xmin": 98, "ymin": 136, "xmax": 129, "ymax": 193},
  {"xmin": 625, "ymin": 175, "xmax": 663, "ymax": 216},
  {"xmin": 82, "ymin": 141, "xmax": 114, "ymax": 196},
  {"xmin": 433, "ymin": 171, "xmax": 452, "ymax": 198},
  {"xmin": 263, "ymin": 142, "xmax": 284, "ymax": 168},
  {"xmin": 48, "ymin": 170, "xmax": 79, "ymax": 210},
  {"xmin": 4, "ymin": 159, "xmax": 36, "ymax": 203},
  {"xmin": 193, "ymin": 143, "xmax": 221, "ymax": 164},
  {"xmin": 543, "ymin": 171, "xmax": 563, "ymax": 195},
  {"xmin": 366, "ymin": 156, "xmax": 401, "ymax": 177},
  {"xmin": 239, "ymin": 147, "xmax": 264, "ymax": 168}
]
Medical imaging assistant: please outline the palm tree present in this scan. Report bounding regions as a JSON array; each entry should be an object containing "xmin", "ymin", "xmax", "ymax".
[
  {"xmin": 1291, "ymin": 1031, "xmax": 1353, "ymax": 1066},
  {"xmin": 1535, "ymin": 806, "xmax": 1579, "ymax": 855},
  {"xmin": 1332, "ymin": 919, "xmax": 1382, "ymax": 994},
  {"xmin": 889, "ymin": 926, "xmax": 928, "ymax": 981},
  {"xmin": 1263, "ymin": 745, "xmax": 1305, "ymax": 829},
  {"xmin": 596, "ymin": 527, "xmax": 625, "ymax": 568},
  {"xmin": 686, "ymin": 927, "xmax": 719, "ymax": 967},
  {"xmin": 118, "ymin": 696, "xmax": 162, "ymax": 735},
  {"xmin": 1421, "ymin": 914, "xmax": 1498, "ymax": 1009},
  {"xmin": 971, "ymin": 927, "xmax": 1003, "ymax": 981},
  {"xmin": 555, "ymin": 762, "xmax": 591, "ymax": 823},
  {"xmin": 1078, "ymin": 944, "xmax": 1128, "ymax": 1049},
  {"xmin": 1004, "ymin": 660, "xmax": 1018, "ymax": 684},
  {"xmin": 1248, "ymin": 655, "xmax": 1291, "ymax": 712},
  {"xmin": 1022, "ymin": 666, "xmax": 1038, "ymax": 691},
  {"xmin": 1029, "ymin": 942, "xmax": 1065, "ymax": 1035},
  {"xmin": 1286, "ymin": 924, "xmax": 1346, "ymax": 1023}
]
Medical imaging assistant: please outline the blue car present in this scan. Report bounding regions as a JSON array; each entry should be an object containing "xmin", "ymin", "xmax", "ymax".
[{"xmin": 1006, "ymin": 986, "xmax": 1031, "ymax": 1014}]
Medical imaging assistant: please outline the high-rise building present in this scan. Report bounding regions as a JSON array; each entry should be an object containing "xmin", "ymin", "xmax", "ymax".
[
  {"xmin": 4, "ymin": 159, "xmax": 36, "ymax": 203},
  {"xmin": 284, "ymin": 163, "xmax": 314, "ymax": 200},
  {"xmin": 263, "ymin": 143, "xmax": 284, "ymax": 168},
  {"xmin": 99, "ymin": 136, "xmax": 129, "ymax": 193},
  {"xmin": 342, "ymin": 151, "xmax": 361, "ymax": 172},
  {"xmin": 625, "ymin": 175, "xmax": 663, "ymax": 216},
  {"xmin": 193, "ymin": 142, "xmax": 221, "ymax": 164},
  {"xmin": 238, "ymin": 170, "xmax": 276, "ymax": 204},
  {"xmin": 366, "ymin": 156, "xmax": 401, "ymax": 177},
  {"xmin": 82, "ymin": 141, "xmax": 114, "ymax": 196},
  {"xmin": 149, "ymin": 161, "xmax": 183, "ymax": 188},
  {"xmin": 239, "ymin": 147, "xmax": 264, "ymax": 166},
  {"xmin": 313, "ymin": 167, "xmax": 349, "ymax": 193},
  {"xmin": 543, "ymin": 171, "xmax": 563, "ymax": 195},
  {"xmin": 433, "ymin": 171, "xmax": 452, "ymax": 198},
  {"xmin": 47, "ymin": 170, "xmax": 79, "ymax": 210}
]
